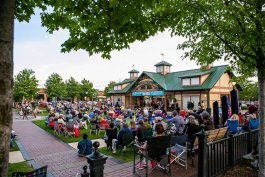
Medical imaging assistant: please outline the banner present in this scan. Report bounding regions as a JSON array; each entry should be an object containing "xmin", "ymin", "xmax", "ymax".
[{"xmin": 132, "ymin": 91, "xmax": 164, "ymax": 96}]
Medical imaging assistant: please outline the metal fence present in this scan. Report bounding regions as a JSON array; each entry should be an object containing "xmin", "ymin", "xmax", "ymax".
[{"xmin": 198, "ymin": 129, "xmax": 259, "ymax": 177}]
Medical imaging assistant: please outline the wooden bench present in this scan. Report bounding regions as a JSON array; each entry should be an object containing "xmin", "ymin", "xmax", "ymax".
[{"xmin": 193, "ymin": 127, "xmax": 228, "ymax": 147}]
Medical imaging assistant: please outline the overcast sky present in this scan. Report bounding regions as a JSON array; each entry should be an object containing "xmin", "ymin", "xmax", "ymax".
[{"xmin": 14, "ymin": 11, "xmax": 228, "ymax": 90}]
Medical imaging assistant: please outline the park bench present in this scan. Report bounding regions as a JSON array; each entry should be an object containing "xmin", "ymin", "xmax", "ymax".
[{"xmin": 193, "ymin": 127, "xmax": 228, "ymax": 148}]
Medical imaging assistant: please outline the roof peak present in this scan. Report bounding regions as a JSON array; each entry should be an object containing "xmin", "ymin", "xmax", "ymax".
[{"xmin": 154, "ymin": 60, "xmax": 172, "ymax": 66}]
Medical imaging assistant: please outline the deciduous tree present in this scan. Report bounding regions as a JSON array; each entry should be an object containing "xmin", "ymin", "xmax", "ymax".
[
  {"xmin": 65, "ymin": 77, "xmax": 80, "ymax": 100},
  {"xmin": 80, "ymin": 78, "xmax": 96, "ymax": 100},
  {"xmin": 13, "ymin": 69, "xmax": 38, "ymax": 102},
  {"xmin": 44, "ymin": 73, "xmax": 66, "ymax": 100}
]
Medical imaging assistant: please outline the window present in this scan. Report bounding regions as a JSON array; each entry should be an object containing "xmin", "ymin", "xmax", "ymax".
[
  {"xmin": 191, "ymin": 77, "xmax": 199, "ymax": 85},
  {"xmin": 114, "ymin": 85, "xmax": 122, "ymax": 90},
  {"xmin": 182, "ymin": 78, "xmax": 190, "ymax": 86},
  {"xmin": 182, "ymin": 95, "xmax": 200, "ymax": 110},
  {"xmin": 182, "ymin": 77, "xmax": 200, "ymax": 86}
]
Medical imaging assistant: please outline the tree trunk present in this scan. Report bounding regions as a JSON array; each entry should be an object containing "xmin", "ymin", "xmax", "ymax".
[
  {"xmin": 0, "ymin": 0, "xmax": 15, "ymax": 176},
  {"xmin": 258, "ymin": 62, "xmax": 265, "ymax": 177}
]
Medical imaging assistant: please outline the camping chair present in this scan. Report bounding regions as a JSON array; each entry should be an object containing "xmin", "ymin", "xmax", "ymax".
[
  {"xmin": 54, "ymin": 121, "xmax": 63, "ymax": 135},
  {"xmin": 227, "ymin": 119, "xmax": 239, "ymax": 134},
  {"xmin": 133, "ymin": 135, "xmax": 171, "ymax": 177},
  {"xmin": 249, "ymin": 118, "xmax": 259, "ymax": 130},
  {"xmin": 170, "ymin": 135, "xmax": 188, "ymax": 169},
  {"xmin": 98, "ymin": 124, "xmax": 107, "ymax": 134},
  {"xmin": 120, "ymin": 132, "xmax": 135, "ymax": 153},
  {"xmin": 90, "ymin": 123, "xmax": 99, "ymax": 135},
  {"xmin": 106, "ymin": 128, "xmax": 118, "ymax": 149},
  {"xmin": 12, "ymin": 165, "xmax": 48, "ymax": 177},
  {"xmin": 65, "ymin": 122, "xmax": 75, "ymax": 137}
]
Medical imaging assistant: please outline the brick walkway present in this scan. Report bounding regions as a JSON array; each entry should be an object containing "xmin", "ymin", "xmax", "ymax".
[{"xmin": 12, "ymin": 114, "xmax": 197, "ymax": 177}]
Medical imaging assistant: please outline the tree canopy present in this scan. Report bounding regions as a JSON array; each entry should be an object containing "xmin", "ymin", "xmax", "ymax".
[
  {"xmin": 44, "ymin": 73, "xmax": 67, "ymax": 99},
  {"xmin": 13, "ymin": 69, "xmax": 38, "ymax": 102},
  {"xmin": 80, "ymin": 78, "xmax": 96, "ymax": 100},
  {"xmin": 65, "ymin": 77, "xmax": 80, "ymax": 100},
  {"xmin": 238, "ymin": 80, "xmax": 258, "ymax": 101}
]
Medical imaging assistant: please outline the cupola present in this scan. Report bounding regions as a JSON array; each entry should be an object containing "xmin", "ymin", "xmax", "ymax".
[
  {"xmin": 154, "ymin": 61, "xmax": 172, "ymax": 75},
  {"xmin": 128, "ymin": 67, "xmax": 139, "ymax": 79}
]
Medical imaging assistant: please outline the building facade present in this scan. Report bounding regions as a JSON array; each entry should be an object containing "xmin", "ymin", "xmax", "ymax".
[{"xmin": 109, "ymin": 61, "xmax": 234, "ymax": 111}]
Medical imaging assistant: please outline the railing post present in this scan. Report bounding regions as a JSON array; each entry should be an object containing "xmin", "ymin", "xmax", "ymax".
[
  {"xmin": 198, "ymin": 125, "xmax": 208, "ymax": 177},
  {"xmin": 247, "ymin": 130, "xmax": 252, "ymax": 153},
  {"xmin": 228, "ymin": 134, "xmax": 234, "ymax": 166},
  {"xmin": 86, "ymin": 141, "xmax": 108, "ymax": 177}
]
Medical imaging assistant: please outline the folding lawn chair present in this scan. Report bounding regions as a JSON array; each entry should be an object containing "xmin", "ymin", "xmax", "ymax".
[
  {"xmin": 170, "ymin": 135, "xmax": 188, "ymax": 169},
  {"xmin": 133, "ymin": 135, "xmax": 171, "ymax": 177}
]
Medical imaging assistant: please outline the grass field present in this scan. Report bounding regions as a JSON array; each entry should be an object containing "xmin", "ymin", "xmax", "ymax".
[
  {"xmin": 8, "ymin": 162, "xmax": 33, "ymax": 177},
  {"xmin": 99, "ymin": 147, "xmax": 137, "ymax": 163},
  {"xmin": 32, "ymin": 119, "xmax": 104, "ymax": 143}
]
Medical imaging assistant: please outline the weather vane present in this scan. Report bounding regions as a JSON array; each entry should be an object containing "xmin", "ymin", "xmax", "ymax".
[
  {"xmin": 132, "ymin": 64, "xmax": 135, "ymax": 70},
  {"xmin": 161, "ymin": 53, "xmax": 164, "ymax": 60}
]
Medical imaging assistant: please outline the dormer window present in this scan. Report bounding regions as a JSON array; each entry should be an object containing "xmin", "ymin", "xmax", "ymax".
[
  {"xmin": 182, "ymin": 78, "xmax": 190, "ymax": 86},
  {"xmin": 114, "ymin": 85, "xmax": 122, "ymax": 90},
  {"xmin": 191, "ymin": 77, "xmax": 200, "ymax": 85},
  {"xmin": 182, "ymin": 77, "xmax": 200, "ymax": 86}
]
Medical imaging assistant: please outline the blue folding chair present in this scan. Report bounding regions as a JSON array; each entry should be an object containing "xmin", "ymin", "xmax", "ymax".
[
  {"xmin": 227, "ymin": 119, "xmax": 239, "ymax": 134},
  {"xmin": 249, "ymin": 119, "xmax": 259, "ymax": 130}
]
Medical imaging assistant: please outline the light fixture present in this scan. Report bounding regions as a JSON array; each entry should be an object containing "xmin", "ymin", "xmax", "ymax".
[{"xmin": 232, "ymin": 81, "xmax": 236, "ymax": 86}]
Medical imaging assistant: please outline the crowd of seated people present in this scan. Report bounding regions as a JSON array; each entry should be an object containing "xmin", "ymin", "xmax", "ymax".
[{"xmin": 43, "ymin": 101, "xmax": 259, "ymax": 161}]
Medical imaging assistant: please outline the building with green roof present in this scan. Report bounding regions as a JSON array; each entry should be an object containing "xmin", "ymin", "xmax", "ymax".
[{"xmin": 109, "ymin": 61, "xmax": 234, "ymax": 111}]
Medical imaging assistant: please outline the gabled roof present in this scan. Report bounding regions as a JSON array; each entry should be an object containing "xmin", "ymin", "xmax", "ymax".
[
  {"xmin": 154, "ymin": 61, "xmax": 172, "ymax": 66},
  {"xmin": 108, "ymin": 65, "xmax": 229, "ymax": 94},
  {"xmin": 128, "ymin": 69, "xmax": 139, "ymax": 73}
]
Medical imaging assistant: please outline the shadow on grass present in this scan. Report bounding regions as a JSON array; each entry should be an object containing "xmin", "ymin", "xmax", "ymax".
[
  {"xmin": 32, "ymin": 119, "xmax": 104, "ymax": 143},
  {"xmin": 99, "ymin": 147, "xmax": 138, "ymax": 163}
]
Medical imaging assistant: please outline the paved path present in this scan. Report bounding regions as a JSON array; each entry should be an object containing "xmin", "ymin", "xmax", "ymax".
[
  {"xmin": 12, "ymin": 113, "xmax": 197, "ymax": 177},
  {"xmin": 12, "ymin": 116, "xmax": 123, "ymax": 177}
]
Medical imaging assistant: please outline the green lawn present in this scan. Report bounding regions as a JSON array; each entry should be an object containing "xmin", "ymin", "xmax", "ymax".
[
  {"xmin": 8, "ymin": 162, "xmax": 33, "ymax": 177},
  {"xmin": 10, "ymin": 140, "xmax": 19, "ymax": 152},
  {"xmin": 32, "ymin": 120, "xmax": 104, "ymax": 143},
  {"xmin": 99, "ymin": 147, "xmax": 137, "ymax": 163}
]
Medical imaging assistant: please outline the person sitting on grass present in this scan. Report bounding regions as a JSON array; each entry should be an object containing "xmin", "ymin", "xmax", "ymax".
[{"xmin": 77, "ymin": 133, "xmax": 93, "ymax": 156}]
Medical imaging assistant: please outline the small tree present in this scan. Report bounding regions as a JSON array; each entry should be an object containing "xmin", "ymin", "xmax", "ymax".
[
  {"xmin": 80, "ymin": 78, "xmax": 96, "ymax": 101},
  {"xmin": 13, "ymin": 69, "xmax": 38, "ymax": 102},
  {"xmin": 104, "ymin": 81, "xmax": 116, "ymax": 98},
  {"xmin": 44, "ymin": 73, "xmax": 66, "ymax": 100},
  {"xmin": 65, "ymin": 77, "xmax": 80, "ymax": 101}
]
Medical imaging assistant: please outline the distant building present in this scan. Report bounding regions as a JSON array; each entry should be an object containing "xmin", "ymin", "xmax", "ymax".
[
  {"xmin": 37, "ymin": 88, "xmax": 48, "ymax": 102},
  {"xmin": 108, "ymin": 61, "xmax": 235, "ymax": 111},
  {"xmin": 97, "ymin": 90, "xmax": 106, "ymax": 101}
]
